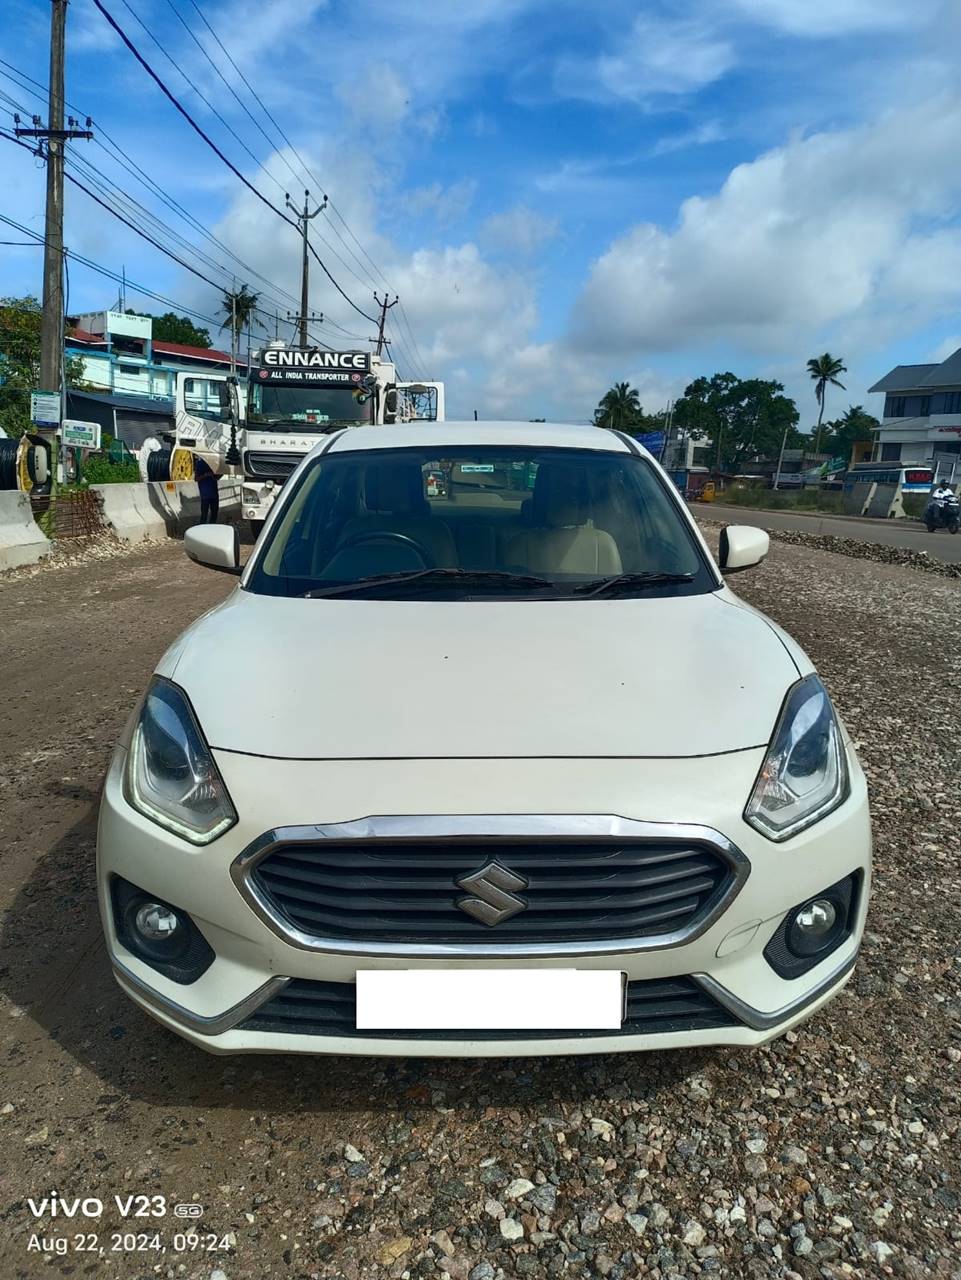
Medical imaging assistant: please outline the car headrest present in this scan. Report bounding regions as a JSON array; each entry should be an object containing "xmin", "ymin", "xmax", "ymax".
[
  {"xmin": 364, "ymin": 464, "xmax": 429, "ymax": 516},
  {"xmin": 533, "ymin": 467, "xmax": 589, "ymax": 528}
]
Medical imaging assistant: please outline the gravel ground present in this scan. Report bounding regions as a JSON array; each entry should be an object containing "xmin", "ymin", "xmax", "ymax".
[
  {"xmin": 707, "ymin": 522, "xmax": 961, "ymax": 579},
  {"xmin": 0, "ymin": 534, "xmax": 959, "ymax": 1280}
]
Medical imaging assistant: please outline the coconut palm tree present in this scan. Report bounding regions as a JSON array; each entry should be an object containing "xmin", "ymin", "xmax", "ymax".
[
  {"xmin": 806, "ymin": 352, "xmax": 847, "ymax": 457},
  {"xmin": 595, "ymin": 381, "xmax": 643, "ymax": 430},
  {"xmin": 219, "ymin": 284, "xmax": 262, "ymax": 370}
]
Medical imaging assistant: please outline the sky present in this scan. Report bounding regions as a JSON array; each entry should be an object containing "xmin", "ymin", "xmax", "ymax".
[{"xmin": 1, "ymin": 0, "xmax": 961, "ymax": 425}]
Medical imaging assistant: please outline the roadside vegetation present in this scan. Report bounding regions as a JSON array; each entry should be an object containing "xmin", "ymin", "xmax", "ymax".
[{"xmin": 717, "ymin": 484, "xmax": 845, "ymax": 513}]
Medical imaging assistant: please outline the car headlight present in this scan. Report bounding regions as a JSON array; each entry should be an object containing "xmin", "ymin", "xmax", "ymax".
[
  {"xmin": 745, "ymin": 675, "xmax": 848, "ymax": 841},
  {"xmin": 125, "ymin": 679, "xmax": 237, "ymax": 844}
]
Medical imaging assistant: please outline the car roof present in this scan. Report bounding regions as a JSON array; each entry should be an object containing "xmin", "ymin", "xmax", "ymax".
[{"xmin": 320, "ymin": 421, "xmax": 641, "ymax": 457}]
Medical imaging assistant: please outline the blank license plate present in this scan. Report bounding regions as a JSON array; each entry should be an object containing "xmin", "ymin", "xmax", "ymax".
[{"xmin": 355, "ymin": 970, "xmax": 624, "ymax": 1031}]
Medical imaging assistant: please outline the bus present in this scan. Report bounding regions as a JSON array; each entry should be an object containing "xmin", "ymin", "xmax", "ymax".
[{"xmin": 842, "ymin": 462, "xmax": 934, "ymax": 494}]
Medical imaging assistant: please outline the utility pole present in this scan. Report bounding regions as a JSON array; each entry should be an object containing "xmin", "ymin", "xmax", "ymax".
[
  {"xmin": 773, "ymin": 423, "xmax": 790, "ymax": 490},
  {"xmin": 15, "ymin": 0, "xmax": 92, "ymax": 490},
  {"xmin": 374, "ymin": 292, "xmax": 398, "ymax": 357},
  {"xmin": 285, "ymin": 189, "xmax": 326, "ymax": 347}
]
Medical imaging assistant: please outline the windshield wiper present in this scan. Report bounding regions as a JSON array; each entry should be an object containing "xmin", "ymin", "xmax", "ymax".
[
  {"xmin": 303, "ymin": 568, "xmax": 561, "ymax": 598},
  {"xmin": 572, "ymin": 572, "xmax": 695, "ymax": 598}
]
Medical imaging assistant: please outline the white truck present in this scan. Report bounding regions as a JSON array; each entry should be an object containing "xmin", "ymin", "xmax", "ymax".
[{"xmin": 168, "ymin": 345, "xmax": 444, "ymax": 532}]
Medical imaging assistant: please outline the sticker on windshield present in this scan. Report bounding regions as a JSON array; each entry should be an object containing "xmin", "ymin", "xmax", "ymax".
[
  {"xmin": 290, "ymin": 411, "xmax": 331, "ymax": 423},
  {"xmin": 460, "ymin": 464, "xmax": 495, "ymax": 473}
]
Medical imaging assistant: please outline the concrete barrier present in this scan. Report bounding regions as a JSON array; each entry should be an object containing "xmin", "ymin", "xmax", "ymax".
[
  {"xmin": 92, "ymin": 478, "xmax": 242, "ymax": 543},
  {"xmin": 843, "ymin": 480, "xmax": 875, "ymax": 516},
  {"xmin": 0, "ymin": 491, "xmax": 52, "ymax": 572},
  {"xmin": 865, "ymin": 482, "xmax": 903, "ymax": 519},
  {"xmin": 843, "ymin": 480, "xmax": 906, "ymax": 519}
]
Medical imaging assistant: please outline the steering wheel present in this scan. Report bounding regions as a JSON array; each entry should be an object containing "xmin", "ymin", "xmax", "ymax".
[{"xmin": 337, "ymin": 530, "xmax": 436, "ymax": 569}]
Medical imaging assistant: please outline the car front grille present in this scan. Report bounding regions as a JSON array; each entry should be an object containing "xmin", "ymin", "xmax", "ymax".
[
  {"xmin": 237, "ymin": 975, "xmax": 739, "ymax": 1039},
  {"xmin": 243, "ymin": 450, "xmax": 303, "ymax": 480},
  {"xmin": 247, "ymin": 838, "xmax": 738, "ymax": 945}
]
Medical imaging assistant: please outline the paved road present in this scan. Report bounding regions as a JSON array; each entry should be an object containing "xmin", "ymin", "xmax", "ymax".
[{"xmin": 692, "ymin": 502, "xmax": 961, "ymax": 562}]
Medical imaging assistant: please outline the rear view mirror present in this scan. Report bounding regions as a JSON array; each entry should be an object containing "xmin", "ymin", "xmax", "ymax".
[
  {"xmin": 719, "ymin": 525, "xmax": 769, "ymax": 573},
  {"xmin": 185, "ymin": 524, "xmax": 241, "ymax": 575}
]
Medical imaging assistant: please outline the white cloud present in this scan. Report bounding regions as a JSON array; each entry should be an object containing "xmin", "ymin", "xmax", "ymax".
[
  {"xmin": 927, "ymin": 335, "xmax": 961, "ymax": 363},
  {"xmin": 337, "ymin": 64, "xmax": 413, "ymax": 130},
  {"xmin": 730, "ymin": 0, "xmax": 937, "ymax": 36},
  {"xmin": 649, "ymin": 120, "xmax": 726, "ymax": 157},
  {"xmin": 557, "ymin": 14, "xmax": 735, "ymax": 102},
  {"xmin": 397, "ymin": 180, "xmax": 478, "ymax": 226},
  {"xmin": 572, "ymin": 94, "xmax": 961, "ymax": 359},
  {"xmin": 480, "ymin": 206, "xmax": 559, "ymax": 256}
]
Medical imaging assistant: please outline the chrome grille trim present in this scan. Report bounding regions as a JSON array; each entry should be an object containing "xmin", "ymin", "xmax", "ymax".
[{"xmin": 230, "ymin": 815, "xmax": 750, "ymax": 958}]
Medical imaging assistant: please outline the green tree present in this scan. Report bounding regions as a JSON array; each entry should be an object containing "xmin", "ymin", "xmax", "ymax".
[
  {"xmin": 127, "ymin": 309, "xmax": 212, "ymax": 348},
  {"xmin": 806, "ymin": 352, "xmax": 847, "ymax": 457},
  {"xmin": 219, "ymin": 284, "xmax": 262, "ymax": 364},
  {"xmin": 0, "ymin": 296, "xmax": 86, "ymax": 438},
  {"xmin": 819, "ymin": 404, "xmax": 879, "ymax": 461},
  {"xmin": 594, "ymin": 381, "xmax": 645, "ymax": 430},
  {"xmin": 672, "ymin": 372, "xmax": 801, "ymax": 473}
]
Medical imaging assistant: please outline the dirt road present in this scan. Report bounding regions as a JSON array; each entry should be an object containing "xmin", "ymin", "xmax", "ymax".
[{"xmin": 0, "ymin": 537, "xmax": 959, "ymax": 1280}]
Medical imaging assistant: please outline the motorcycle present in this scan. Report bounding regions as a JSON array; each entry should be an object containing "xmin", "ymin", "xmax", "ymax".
[{"xmin": 924, "ymin": 492, "xmax": 961, "ymax": 534}]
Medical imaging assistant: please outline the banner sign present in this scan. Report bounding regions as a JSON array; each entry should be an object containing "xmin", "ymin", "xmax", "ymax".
[{"xmin": 30, "ymin": 390, "xmax": 61, "ymax": 427}]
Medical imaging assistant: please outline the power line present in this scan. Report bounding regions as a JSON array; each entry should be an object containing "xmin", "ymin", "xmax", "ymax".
[
  {"xmin": 1, "ymin": 129, "xmax": 333, "ymax": 350},
  {"xmin": 171, "ymin": 0, "xmax": 431, "ymax": 374},
  {"xmin": 116, "ymin": 0, "xmax": 288, "ymax": 202},
  {"xmin": 178, "ymin": 0, "xmax": 387, "ymax": 294},
  {"xmin": 0, "ymin": 211, "xmax": 220, "ymax": 326},
  {"xmin": 1, "ymin": 53, "xmax": 427, "ymax": 370},
  {"xmin": 92, "ymin": 0, "xmax": 379, "ymax": 327}
]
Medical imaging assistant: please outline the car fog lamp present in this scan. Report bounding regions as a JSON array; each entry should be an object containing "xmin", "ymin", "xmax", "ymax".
[
  {"xmin": 135, "ymin": 902, "xmax": 180, "ymax": 941},
  {"xmin": 795, "ymin": 899, "xmax": 836, "ymax": 937},
  {"xmin": 788, "ymin": 896, "xmax": 842, "ymax": 957}
]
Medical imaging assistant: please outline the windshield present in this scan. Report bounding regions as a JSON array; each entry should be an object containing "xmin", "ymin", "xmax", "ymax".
[
  {"xmin": 246, "ymin": 445, "xmax": 716, "ymax": 599},
  {"xmin": 248, "ymin": 382, "xmax": 372, "ymax": 428}
]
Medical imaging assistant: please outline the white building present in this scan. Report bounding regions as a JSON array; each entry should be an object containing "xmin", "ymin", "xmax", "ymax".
[{"xmin": 868, "ymin": 346, "xmax": 961, "ymax": 469}]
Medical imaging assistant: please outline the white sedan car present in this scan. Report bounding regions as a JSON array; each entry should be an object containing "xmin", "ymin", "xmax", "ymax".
[{"xmin": 97, "ymin": 422, "xmax": 871, "ymax": 1056}]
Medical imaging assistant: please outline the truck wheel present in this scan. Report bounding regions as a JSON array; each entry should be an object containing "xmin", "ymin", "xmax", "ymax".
[{"xmin": 248, "ymin": 519, "xmax": 264, "ymax": 540}]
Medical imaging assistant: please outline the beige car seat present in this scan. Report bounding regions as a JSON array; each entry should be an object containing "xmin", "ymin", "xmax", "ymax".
[{"xmin": 506, "ymin": 468, "xmax": 622, "ymax": 575}]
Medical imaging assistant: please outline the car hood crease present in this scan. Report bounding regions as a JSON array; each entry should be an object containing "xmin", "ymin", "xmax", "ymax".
[{"xmin": 161, "ymin": 590, "xmax": 799, "ymax": 760}]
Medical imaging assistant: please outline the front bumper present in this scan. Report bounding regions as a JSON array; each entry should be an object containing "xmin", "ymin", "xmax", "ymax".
[{"xmin": 96, "ymin": 746, "xmax": 872, "ymax": 1057}]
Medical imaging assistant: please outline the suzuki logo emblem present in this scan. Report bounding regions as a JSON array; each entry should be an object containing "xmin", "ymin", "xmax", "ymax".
[{"xmin": 455, "ymin": 861, "xmax": 529, "ymax": 926}]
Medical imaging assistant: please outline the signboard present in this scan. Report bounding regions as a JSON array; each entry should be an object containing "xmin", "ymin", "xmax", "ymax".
[
  {"xmin": 634, "ymin": 430, "xmax": 666, "ymax": 457},
  {"xmin": 61, "ymin": 419, "xmax": 102, "ymax": 449},
  {"xmin": 30, "ymin": 390, "xmax": 62, "ymax": 428},
  {"xmin": 259, "ymin": 348, "xmax": 370, "ymax": 372}
]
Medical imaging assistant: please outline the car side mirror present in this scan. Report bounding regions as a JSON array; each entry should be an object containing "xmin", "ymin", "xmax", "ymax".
[
  {"xmin": 185, "ymin": 524, "xmax": 241, "ymax": 575},
  {"xmin": 719, "ymin": 525, "xmax": 769, "ymax": 573}
]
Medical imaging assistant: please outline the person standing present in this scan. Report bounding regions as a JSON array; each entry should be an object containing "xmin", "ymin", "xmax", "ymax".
[{"xmin": 195, "ymin": 457, "xmax": 220, "ymax": 524}]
